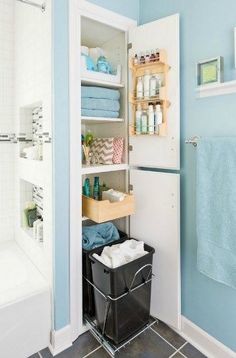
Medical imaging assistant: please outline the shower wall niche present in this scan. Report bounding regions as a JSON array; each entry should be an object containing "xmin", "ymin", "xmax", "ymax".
[
  {"xmin": 19, "ymin": 102, "xmax": 44, "ymax": 160},
  {"xmin": 20, "ymin": 179, "xmax": 44, "ymax": 243}
]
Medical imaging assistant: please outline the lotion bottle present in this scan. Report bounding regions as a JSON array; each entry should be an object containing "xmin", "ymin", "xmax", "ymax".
[
  {"xmin": 155, "ymin": 104, "xmax": 163, "ymax": 134},
  {"xmin": 148, "ymin": 104, "xmax": 155, "ymax": 135},
  {"xmin": 136, "ymin": 77, "xmax": 143, "ymax": 99},
  {"xmin": 135, "ymin": 103, "xmax": 142, "ymax": 135}
]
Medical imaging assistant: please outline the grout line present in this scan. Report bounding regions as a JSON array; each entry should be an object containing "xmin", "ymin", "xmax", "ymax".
[
  {"xmin": 81, "ymin": 345, "xmax": 103, "ymax": 358},
  {"xmin": 38, "ymin": 353, "xmax": 43, "ymax": 358},
  {"xmin": 150, "ymin": 326, "xmax": 178, "ymax": 351},
  {"xmin": 168, "ymin": 342, "xmax": 188, "ymax": 358}
]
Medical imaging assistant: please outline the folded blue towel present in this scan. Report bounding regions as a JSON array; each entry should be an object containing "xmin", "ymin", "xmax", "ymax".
[
  {"xmin": 197, "ymin": 137, "xmax": 236, "ymax": 289},
  {"xmin": 81, "ymin": 86, "xmax": 120, "ymax": 100},
  {"xmin": 81, "ymin": 109, "xmax": 119, "ymax": 118},
  {"xmin": 82, "ymin": 222, "xmax": 120, "ymax": 250},
  {"xmin": 81, "ymin": 98, "xmax": 120, "ymax": 112}
]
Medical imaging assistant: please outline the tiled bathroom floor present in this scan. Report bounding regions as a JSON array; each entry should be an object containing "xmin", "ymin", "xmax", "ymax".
[{"xmin": 30, "ymin": 320, "xmax": 206, "ymax": 358}]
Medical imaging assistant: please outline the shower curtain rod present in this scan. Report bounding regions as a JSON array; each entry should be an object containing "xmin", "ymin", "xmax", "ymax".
[{"xmin": 16, "ymin": 0, "xmax": 46, "ymax": 12}]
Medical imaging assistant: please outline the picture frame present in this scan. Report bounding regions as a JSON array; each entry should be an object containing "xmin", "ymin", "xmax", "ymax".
[{"xmin": 197, "ymin": 57, "xmax": 223, "ymax": 86}]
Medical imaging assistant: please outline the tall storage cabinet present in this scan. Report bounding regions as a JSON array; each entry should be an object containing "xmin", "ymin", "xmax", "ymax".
[{"xmin": 69, "ymin": 0, "xmax": 180, "ymax": 342}]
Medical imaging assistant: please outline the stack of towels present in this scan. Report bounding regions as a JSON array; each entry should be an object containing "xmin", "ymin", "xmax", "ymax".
[
  {"xmin": 81, "ymin": 86, "xmax": 120, "ymax": 118},
  {"xmin": 93, "ymin": 240, "xmax": 148, "ymax": 269}
]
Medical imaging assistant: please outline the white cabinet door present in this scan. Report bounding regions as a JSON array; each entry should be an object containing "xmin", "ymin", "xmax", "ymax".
[
  {"xmin": 130, "ymin": 169, "xmax": 181, "ymax": 329},
  {"xmin": 129, "ymin": 14, "xmax": 180, "ymax": 170}
]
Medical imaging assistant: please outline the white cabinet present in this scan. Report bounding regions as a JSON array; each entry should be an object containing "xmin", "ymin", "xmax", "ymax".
[{"xmin": 69, "ymin": 1, "xmax": 180, "ymax": 341}]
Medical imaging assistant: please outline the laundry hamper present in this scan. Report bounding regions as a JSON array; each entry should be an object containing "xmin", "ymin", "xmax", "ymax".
[
  {"xmin": 83, "ymin": 231, "xmax": 128, "ymax": 317},
  {"xmin": 89, "ymin": 240, "xmax": 155, "ymax": 344}
]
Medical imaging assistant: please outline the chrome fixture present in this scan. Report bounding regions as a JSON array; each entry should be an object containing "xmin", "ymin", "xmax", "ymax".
[
  {"xmin": 16, "ymin": 0, "xmax": 46, "ymax": 12},
  {"xmin": 185, "ymin": 136, "xmax": 200, "ymax": 147}
]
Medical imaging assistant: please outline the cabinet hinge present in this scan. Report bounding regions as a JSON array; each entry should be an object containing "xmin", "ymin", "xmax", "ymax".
[
  {"xmin": 127, "ymin": 42, "xmax": 132, "ymax": 51},
  {"xmin": 129, "ymin": 184, "xmax": 133, "ymax": 192},
  {"xmin": 128, "ymin": 145, "xmax": 133, "ymax": 151}
]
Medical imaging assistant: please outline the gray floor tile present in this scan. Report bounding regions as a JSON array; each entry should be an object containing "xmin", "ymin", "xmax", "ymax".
[
  {"xmin": 28, "ymin": 354, "xmax": 39, "ymax": 358},
  {"xmin": 171, "ymin": 353, "xmax": 185, "ymax": 358},
  {"xmin": 40, "ymin": 332, "xmax": 100, "ymax": 358},
  {"xmin": 152, "ymin": 320, "xmax": 186, "ymax": 349},
  {"xmin": 89, "ymin": 328, "xmax": 176, "ymax": 358},
  {"xmin": 180, "ymin": 343, "xmax": 207, "ymax": 358}
]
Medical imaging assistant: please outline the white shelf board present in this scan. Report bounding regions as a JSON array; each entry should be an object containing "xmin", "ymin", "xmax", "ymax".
[
  {"xmin": 81, "ymin": 163, "xmax": 129, "ymax": 175},
  {"xmin": 196, "ymin": 80, "xmax": 236, "ymax": 98},
  {"xmin": 18, "ymin": 158, "xmax": 44, "ymax": 186},
  {"xmin": 81, "ymin": 116, "xmax": 124, "ymax": 124},
  {"xmin": 81, "ymin": 77, "xmax": 124, "ymax": 88}
]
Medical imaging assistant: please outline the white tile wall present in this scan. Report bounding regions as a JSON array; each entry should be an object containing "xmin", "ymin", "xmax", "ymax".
[
  {"xmin": 14, "ymin": 0, "xmax": 52, "ymax": 281},
  {"xmin": 0, "ymin": 0, "xmax": 15, "ymax": 243}
]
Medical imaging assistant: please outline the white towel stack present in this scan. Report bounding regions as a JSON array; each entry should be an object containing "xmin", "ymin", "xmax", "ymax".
[
  {"xmin": 93, "ymin": 239, "xmax": 148, "ymax": 269},
  {"xmin": 102, "ymin": 189, "xmax": 126, "ymax": 203}
]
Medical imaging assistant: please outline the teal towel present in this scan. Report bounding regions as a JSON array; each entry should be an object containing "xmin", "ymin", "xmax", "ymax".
[
  {"xmin": 81, "ymin": 98, "xmax": 120, "ymax": 112},
  {"xmin": 197, "ymin": 137, "xmax": 236, "ymax": 289},
  {"xmin": 82, "ymin": 222, "xmax": 120, "ymax": 250},
  {"xmin": 81, "ymin": 86, "xmax": 120, "ymax": 100},
  {"xmin": 81, "ymin": 109, "xmax": 119, "ymax": 118}
]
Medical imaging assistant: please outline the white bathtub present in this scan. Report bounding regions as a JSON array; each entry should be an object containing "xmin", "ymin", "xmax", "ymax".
[{"xmin": 0, "ymin": 241, "xmax": 51, "ymax": 358}]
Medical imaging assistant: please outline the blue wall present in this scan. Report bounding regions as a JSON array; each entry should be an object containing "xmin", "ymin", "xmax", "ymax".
[
  {"xmin": 88, "ymin": 0, "xmax": 139, "ymax": 21},
  {"xmin": 53, "ymin": 0, "xmax": 70, "ymax": 330},
  {"xmin": 140, "ymin": 0, "xmax": 236, "ymax": 351}
]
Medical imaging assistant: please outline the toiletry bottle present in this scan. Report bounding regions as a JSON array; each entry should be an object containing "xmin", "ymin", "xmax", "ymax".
[
  {"xmin": 83, "ymin": 178, "xmax": 90, "ymax": 197},
  {"xmin": 134, "ymin": 54, "xmax": 138, "ymax": 65},
  {"xmin": 136, "ymin": 76, "xmax": 143, "ymax": 99},
  {"xmin": 36, "ymin": 221, "xmax": 43, "ymax": 243},
  {"xmin": 93, "ymin": 176, "xmax": 100, "ymax": 200},
  {"xmin": 155, "ymin": 49, "xmax": 160, "ymax": 62},
  {"xmin": 135, "ymin": 103, "xmax": 142, "ymax": 135},
  {"xmin": 155, "ymin": 104, "xmax": 163, "ymax": 134},
  {"xmin": 150, "ymin": 49, "xmax": 155, "ymax": 62},
  {"xmin": 148, "ymin": 104, "xmax": 155, "ymax": 135},
  {"xmin": 141, "ymin": 110, "xmax": 148, "ymax": 134},
  {"xmin": 145, "ymin": 50, "xmax": 150, "ymax": 63},
  {"xmin": 140, "ymin": 52, "xmax": 145, "ymax": 64},
  {"xmin": 150, "ymin": 75, "xmax": 157, "ymax": 97},
  {"xmin": 144, "ymin": 70, "xmax": 151, "ymax": 99}
]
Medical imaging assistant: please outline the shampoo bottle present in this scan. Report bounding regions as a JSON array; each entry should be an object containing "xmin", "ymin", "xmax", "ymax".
[
  {"xmin": 144, "ymin": 70, "xmax": 151, "ymax": 99},
  {"xmin": 136, "ymin": 76, "xmax": 143, "ymax": 99},
  {"xmin": 155, "ymin": 104, "xmax": 163, "ymax": 134},
  {"xmin": 148, "ymin": 104, "xmax": 155, "ymax": 135},
  {"xmin": 135, "ymin": 103, "xmax": 142, "ymax": 135},
  {"xmin": 141, "ymin": 110, "xmax": 148, "ymax": 134}
]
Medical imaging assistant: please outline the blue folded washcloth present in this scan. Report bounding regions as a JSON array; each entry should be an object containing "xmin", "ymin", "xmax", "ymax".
[
  {"xmin": 81, "ymin": 109, "xmax": 119, "ymax": 118},
  {"xmin": 197, "ymin": 137, "xmax": 236, "ymax": 289},
  {"xmin": 82, "ymin": 222, "xmax": 120, "ymax": 250},
  {"xmin": 81, "ymin": 98, "xmax": 120, "ymax": 112},
  {"xmin": 81, "ymin": 86, "xmax": 120, "ymax": 101}
]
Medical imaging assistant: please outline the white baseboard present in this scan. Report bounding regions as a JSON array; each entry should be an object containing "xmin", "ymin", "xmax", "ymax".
[
  {"xmin": 49, "ymin": 325, "xmax": 72, "ymax": 356},
  {"xmin": 180, "ymin": 316, "xmax": 236, "ymax": 358}
]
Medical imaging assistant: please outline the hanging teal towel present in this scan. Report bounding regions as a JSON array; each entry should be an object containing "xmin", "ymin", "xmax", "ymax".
[{"xmin": 196, "ymin": 137, "xmax": 236, "ymax": 289}]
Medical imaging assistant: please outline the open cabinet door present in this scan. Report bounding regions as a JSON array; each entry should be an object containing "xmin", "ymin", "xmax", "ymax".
[
  {"xmin": 130, "ymin": 169, "xmax": 181, "ymax": 329},
  {"xmin": 129, "ymin": 14, "xmax": 180, "ymax": 170}
]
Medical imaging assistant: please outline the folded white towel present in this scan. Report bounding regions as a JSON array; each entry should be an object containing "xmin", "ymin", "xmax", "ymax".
[
  {"xmin": 102, "ymin": 189, "xmax": 126, "ymax": 203},
  {"xmin": 93, "ymin": 240, "xmax": 148, "ymax": 269}
]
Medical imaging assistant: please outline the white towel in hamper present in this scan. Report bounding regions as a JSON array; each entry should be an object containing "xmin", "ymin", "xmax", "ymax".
[{"xmin": 93, "ymin": 239, "xmax": 148, "ymax": 269}]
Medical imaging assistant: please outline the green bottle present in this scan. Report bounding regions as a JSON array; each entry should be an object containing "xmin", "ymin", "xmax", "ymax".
[{"xmin": 93, "ymin": 176, "xmax": 100, "ymax": 200}]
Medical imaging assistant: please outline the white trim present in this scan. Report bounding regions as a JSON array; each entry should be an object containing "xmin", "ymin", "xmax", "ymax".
[
  {"xmin": 49, "ymin": 325, "xmax": 72, "ymax": 356},
  {"xmin": 196, "ymin": 80, "xmax": 236, "ymax": 98},
  {"xmin": 180, "ymin": 316, "xmax": 236, "ymax": 358},
  {"xmin": 69, "ymin": 0, "xmax": 137, "ymax": 343},
  {"xmin": 78, "ymin": 0, "xmax": 136, "ymax": 31}
]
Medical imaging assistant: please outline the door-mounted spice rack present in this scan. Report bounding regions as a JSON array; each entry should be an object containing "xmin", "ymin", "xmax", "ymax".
[{"xmin": 129, "ymin": 49, "xmax": 170, "ymax": 137}]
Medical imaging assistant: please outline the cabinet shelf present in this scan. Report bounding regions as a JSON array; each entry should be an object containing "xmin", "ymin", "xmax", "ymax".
[
  {"xmin": 81, "ymin": 77, "xmax": 124, "ymax": 89},
  {"xmin": 81, "ymin": 116, "xmax": 124, "ymax": 124},
  {"xmin": 18, "ymin": 158, "xmax": 44, "ymax": 187},
  {"xmin": 81, "ymin": 163, "xmax": 129, "ymax": 175},
  {"xmin": 196, "ymin": 80, "xmax": 236, "ymax": 98}
]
